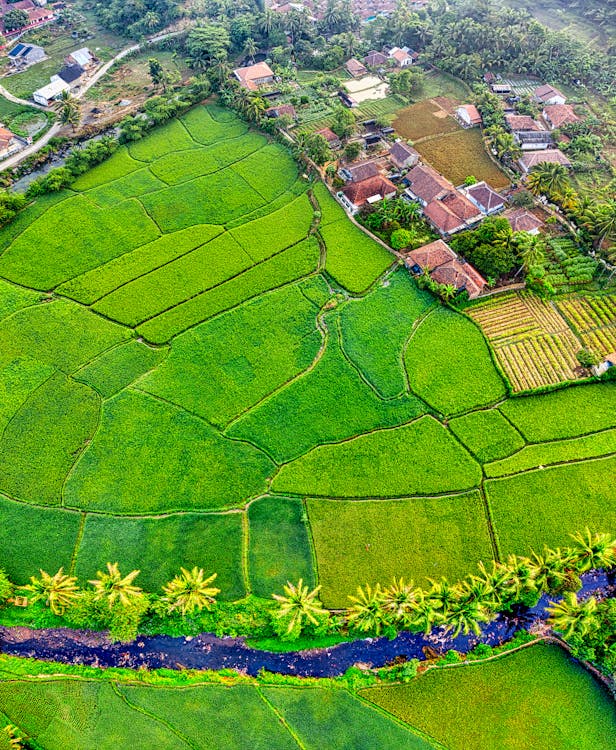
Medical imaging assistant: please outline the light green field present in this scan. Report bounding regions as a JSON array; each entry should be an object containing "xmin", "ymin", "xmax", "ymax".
[{"xmin": 362, "ymin": 644, "xmax": 616, "ymax": 750}]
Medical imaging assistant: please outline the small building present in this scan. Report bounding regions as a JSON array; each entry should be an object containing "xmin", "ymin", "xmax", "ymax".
[
  {"xmin": 364, "ymin": 133, "xmax": 381, "ymax": 147},
  {"xmin": 315, "ymin": 127, "xmax": 341, "ymax": 150},
  {"xmin": 32, "ymin": 77, "xmax": 70, "ymax": 106},
  {"xmin": 534, "ymin": 84, "xmax": 566, "ymax": 106},
  {"xmin": 592, "ymin": 352, "xmax": 616, "ymax": 377},
  {"xmin": 483, "ymin": 72, "xmax": 496, "ymax": 85},
  {"xmin": 423, "ymin": 191, "xmax": 483, "ymax": 237},
  {"xmin": 0, "ymin": 126, "xmax": 21, "ymax": 158},
  {"xmin": 463, "ymin": 181, "xmax": 505, "ymax": 215},
  {"xmin": 491, "ymin": 83, "xmax": 511, "ymax": 94},
  {"xmin": 514, "ymin": 130, "xmax": 553, "ymax": 151},
  {"xmin": 338, "ymin": 90, "xmax": 357, "ymax": 108},
  {"xmin": 66, "ymin": 47, "xmax": 94, "ymax": 69},
  {"xmin": 542, "ymin": 104, "xmax": 580, "ymax": 130},
  {"xmin": 405, "ymin": 163, "xmax": 453, "ymax": 206},
  {"xmin": 339, "ymin": 160, "xmax": 379, "ymax": 183},
  {"xmin": 456, "ymin": 104, "xmax": 482, "ymax": 128},
  {"xmin": 345, "ymin": 58, "xmax": 367, "ymax": 77},
  {"xmin": 518, "ymin": 149, "xmax": 572, "ymax": 174},
  {"xmin": 388, "ymin": 46, "xmax": 417, "ymax": 67},
  {"xmin": 25, "ymin": 5, "xmax": 54, "ymax": 26},
  {"xmin": 7, "ymin": 42, "xmax": 45, "ymax": 69},
  {"xmin": 339, "ymin": 174, "xmax": 397, "ymax": 213},
  {"xmin": 265, "ymin": 103, "xmax": 296, "ymax": 120},
  {"xmin": 364, "ymin": 50, "xmax": 387, "ymax": 67},
  {"xmin": 502, "ymin": 207, "xmax": 544, "ymax": 235},
  {"xmin": 505, "ymin": 114, "xmax": 542, "ymax": 132},
  {"xmin": 405, "ymin": 239, "xmax": 456, "ymax": 274},
  {"xmin": 389, "ymin": 140, "xmax": 420, "ymax": 170},
  {"xmin": 57, "ymin": 63, "xmax": 84, "ymax": 86},
  {"xmin": 233, "ymin": 62, "xmax": 275, "ymax": 91},
  {"xmin": 406, "ymin": 239, "xmax": 486, "ymax": 298},
  {"xmin": 430, "ymin": 257, "xmax": 487, "ymax": 299}
]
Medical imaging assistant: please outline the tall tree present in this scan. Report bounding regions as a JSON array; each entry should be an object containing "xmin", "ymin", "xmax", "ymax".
[
  {"xmin": 272, "ymin": 579, "xmax": 327, "ymax": 634},
  {"xmin": 24, "ymin": 568, "xmax": 79, "ymax": 615}
]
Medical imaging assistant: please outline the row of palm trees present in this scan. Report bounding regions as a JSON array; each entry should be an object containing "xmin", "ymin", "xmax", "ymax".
[{"xmin": 272, "ymin": 528, "xmax": 616, "ymax": 641}]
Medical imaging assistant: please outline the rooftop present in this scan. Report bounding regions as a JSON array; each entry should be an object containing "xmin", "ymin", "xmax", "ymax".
[
  {"xmin": 519, "ymin": 149, "xmax": 572, "ymax": 170},
  {"xmin": 543, "ymin": 104, "xmax": 580, "ymax": 129},
  {"xmin": 431, "ymin": 258, "xmax": 487, "ymax": 299},
  {"xmin": 505, "ymin": 114, "xmax": 543, "ymax": 132},
  {"xmin": 405, "ymin": 239, "xmax": 456, "ymax": 270},
  {"xmin": 465, "ymin": 181, "xmax": 505, "ymax": 212},
  {"xmin": 406, "ymin": 163, "xmax": 453, "ymax": 203},
  {"xmin": 342, "ymin": 174, "xmax": 396, "ymax": 206}
]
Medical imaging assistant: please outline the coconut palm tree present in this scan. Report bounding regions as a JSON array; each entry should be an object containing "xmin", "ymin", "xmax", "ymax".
[
  {"xmin": 408, "ymin": 592, "xmax": 443, "ymax": 634},
  {"xmin": 273, "ymin": 579, "xmax": 327, "ymax": 634},
  {"xmin": 162, "ymin": 568, "xmax": 220, "ymax": 615},
  {"xmin": 89, "ymin": 563, "xmax": 143, "ymax": 609},
  {"xmin": 24, "ymin": 568, "xmax": 79, "ymax": 615},
  {"xmin": 439, "ymin": 283, "xmax": 457, "ymax": 302},
  {"xmin": 526, "ymin": 162, "xmax": 570, "ymax": 199},
  {"xmin": 569, "ymin": 528, "xmax": 616, "ymax": 572},
  {"xmin": 595, "ymin": 199, "xmax": 616, "ymax": 245},
  {"xmin": 473, "ymin": 560, "xmax": 516, "ymax": 608},
  {"xmin": 524, "ymin": 548, "xmax": 569, "ymax": 593},
  {"xmin": 243, "ymin": 37, "xmax": 257, "ymax": 64},
  {"xmin": 518, "ymin": 233, "xmax": 547, "ymax": 273},
  {"xmin": 381, "ymin": 578, "xmax": 419, "ymax": 624},
  {"xmin": 547, "ymin": 592, "xmax": 599, "ymax": 638},
  {"xmin": 244, "ymin": 93, "xmax": 267, "ymax": 123},
  {"xmin": 54, "ymin": 90, "xmax": 80, "ymax": 132},
  {"xmin": 347, "ymin": 584, "xmax": 386, "ymax": 634},
  {"xmin": 442, "ymin": 592, "xmax": 493, "ymax": 638}
]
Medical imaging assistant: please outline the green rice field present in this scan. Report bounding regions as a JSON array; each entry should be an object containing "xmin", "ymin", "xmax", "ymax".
[{"xmin": 0, "ymin": 101, "xmax": 614, "ymax": 612}]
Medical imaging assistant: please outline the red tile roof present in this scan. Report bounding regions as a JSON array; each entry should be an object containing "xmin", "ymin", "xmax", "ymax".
[
  {"xmin": 519, "ymin": 149, "xmax": 571, "ymax": 172},
  {"xmin": 465, "ymin": 182, "xmax": 505, "ymax": 213},
  {"xmin": 430, "ymin": 258, "xmax": 487, "ymax": 299},
  {"xmin": 502, "ymin": 207, "xmax": 544, "ymax": 233},
  {"xmin": 405, "ymin": 239, "xmax": 456, "ymax": 270},
  {"xmin": 342, "ymin": 175, "xmax": 396, "ymax": 206},
  {"xmin": 364, "ymin": 50, "xmax": 387, "ymax": 67},
  {"xmin": 543, "ymin": 104, "xmax": 580, "ymax": 129},
  {"xmin": 505, "ymin": 114, "xmax": 542, "ymax": 132},
  {"xmin": 458, "ymin": 104, "xmax": 482, "ymax": 125},
  {"xmin": 534, "ymin": 83, "xmax": 566, "ymax": 102},
  {"xmin": 345, "ymin": 58, "xmax": 367, "ymax": 76},
  {"xmin": 315, "ymin": 127, "xmax": 340, "ymax": 144},
  {"xmin": 406, "ymin": 163, "xmax": 453, "ymax": 203},
  {"xmin": 233, "ymin": 62, "xmax": 274, "ymax": 90},
  {"xmin": 0, "ymin": 126, "xmax": 15, "ymax": 148}
]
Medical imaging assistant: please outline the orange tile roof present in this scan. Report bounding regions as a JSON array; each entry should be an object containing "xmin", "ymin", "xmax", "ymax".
[
  {"xmin": 405, "ymin": 239, "xmax": 456, "ymax": 270},
  {"xmin": 430, "ymin": 258, "xmax": 487, "ymax": 298},
  {"xmin": 406, "ymin": 163, "xmax": 453, "ymax": 203},
  {"xmin": 543, "ymin": 104, "xmax": 580, "ymax": 129},
  {"xmin": 342, "ymin": 175, "xmax": 396, "ymax": 206}
]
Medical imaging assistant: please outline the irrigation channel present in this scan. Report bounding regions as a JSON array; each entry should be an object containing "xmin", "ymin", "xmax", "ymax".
[{"xmin": 0, "ymin": 572, "xmax": 612, "ymax": 677}]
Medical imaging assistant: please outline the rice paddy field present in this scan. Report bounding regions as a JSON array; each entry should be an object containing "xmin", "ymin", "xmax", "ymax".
[{"xmin": 0, "ymin": 100, "xmax": 614, "ymax": 618}]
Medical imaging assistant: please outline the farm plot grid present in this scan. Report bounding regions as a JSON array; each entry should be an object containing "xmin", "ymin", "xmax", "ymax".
[
  {"xmin": 557, "ymin": 294, "xmax": 616, "ymax": 356},
  {"xmin": 469, "ymin": 291, "xmax": 585, "ymax": 390},
  {"xmin": 0, "ymin": 102, "xmax": 614, "ymax": 611}
]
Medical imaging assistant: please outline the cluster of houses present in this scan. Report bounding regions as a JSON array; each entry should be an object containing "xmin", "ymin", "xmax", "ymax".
[
  {"xmin": 344, "ymin": 45, "xmax": 419, "ymax": 79},
  {"xmin": 0, "ymin": 0, "xmax": 55, "ymax": 37},
  {"xmin": 30, "ymin": 47, "xmax": 96, "ymax": 106},
  {"xmin": 455, "ymin": 82, "xmax": 578, "ymax": 174}
]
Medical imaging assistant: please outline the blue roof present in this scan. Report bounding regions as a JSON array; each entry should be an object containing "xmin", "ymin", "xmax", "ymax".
[{"xmin": 9, "ymin": 44, "xmax": 26, "ymax": 57}]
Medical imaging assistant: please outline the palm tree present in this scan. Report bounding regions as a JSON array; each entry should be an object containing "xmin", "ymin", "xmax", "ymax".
[
  {"xmin": 569, "ymin": 528, "xmax": 616, "ymax": 572},
  {"xmin": 54, "ymin": 90, "xmax": 80, "ymax": 132},
  {"xmin": 381, "ymin": 578, "xmax": 419, "ymax": 624},
  {"xmin": 162, "ymin": 567, "xmax": 220, "ymax": 615},
  {"xmin": 272, "ymin": 579, "xmax": 327, "ymax": 634},
  {"xmin": 243, "ymin": 37, "xmax": 257, "ymax": 64},
  {"xmin": 519, "ymin": 233, "xmax": 547, "ymax": 273},
  {"xmin": 89, "ymin": 563, "xmax": 143, "ymax": 609},
  {"xmin": 524, "ymin": 548, "xmax": 569, "ymax": 593},
  {"xmin": 407, "ymin": 592, "xmax": 443, "ymax": 634},
  {"xmin": 595, "ymin": 200, "xmax": 616, "ymax": 245},
  {"xmin": 24, "ymin": 568, "xmax": 79, "ymax": 615},
  {"xmin": 439, "ymin": 283, "xmax": 457, "ymax": 302},
  {"xmin": 347, "ymin": 584, "xmax": 387, "ymax": 634},
  {"xmin": 547, "ymin": 592, "xmax": 599, "ymax": 638},
  {"xmin": 244, "ymin": 93, "xmax": 267, "ymax": 123},
  {"xmin": 526, "ymin": 162, "xmax": 570, "ymax": 199},
  {"xmin": 442, "ymin": 591, "xmax": 492, "ymax": 638}
]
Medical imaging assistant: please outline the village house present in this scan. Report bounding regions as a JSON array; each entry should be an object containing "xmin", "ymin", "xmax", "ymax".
[
  {"xmin": 265, "ymin": 103, "xmax": 296, "ymax": 120},
  {"xmin": 388, "ymin": 46, "xmax": 417, "ymax": 67},
  {"xmin": 533, "ymin": 83, "xmax": 566, "ymax": 106},
  {"xmin": 505, "ymin": 114, "xmax": 551, "ymax": 150},
  {"xmin": 56, "ymin": 63, "xmax": 84, "ymax": 87},
  {"xmin": 423, "ymin": 190, "xmax": 483, "ymax": 237},
  {"xmin": 233, "ymin": 62, "xmax": 275, "ymax": 91},
  {"xmin": 518, "ymin": 149, "xmax": 572, "ymax": 174},
  {"xmin": 363, "ymin": 50, "xmax": 388, "ymax": 68},
  {"xmin": 502, "ymin": 207, "xmax": 544, "ymax": 234},
  {"xmin": 505, "ymin": 114, "xmax": 542, "ymax": 132},
  {"xmin": 491, "ymin": 83, "xmax": 511, "ymax": 95},
  {"xmin": 405, "ymin": 239, "xmax": 487, "ymax": 299},
  {"xmin": 345, "ymin": 58, "xmax": 368, "ymax": 77},
  {"xmin": 66, "ymin": 47, "xmax": 95, "ymax": 70},
  {"xmin": 339, "ymin": 174, "xmax": 396, "ymax": 213},
  {"xmin": 2, "ymin": 0, "xmax": 55, "ymax": 34},
  {"xmin": 463, "ymin": 181, "xmax": 505, "ymax": 215},
  {"xmin": 0, "ymin": 126, "xmax": 22, "ymax": 158},
  {"xmin": 455, "ymin": 104, "xmax": 482, "ymax": 128},
  {"xmin": 542, "ymin": 104, "xmax": 580, "ymax": 130},
  {"xmin": 7, "ymin": 42, "xmax": 45, "ymax": 69},
  {"xmin": 315, "ymin": 127, "xmax": 341, "ymax": 150},
  {"xmin": 404, "ymin": 163, "xmax": 453, "ymax": 206},
  {"xmin": 389, "ymin": 140, "xmax": 420, "ymax": 170},
  {"xmin": 32, "ymin": 77, "xmax": 70, "ymax": 106},
  {"xmin": 339, "ymin": 160, "xmax": 379, "ymax": 182}
]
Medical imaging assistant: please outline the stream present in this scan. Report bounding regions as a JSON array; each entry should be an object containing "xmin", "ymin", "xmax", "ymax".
[{"xmin": 0, "ymin": 571, "xmax": 612, "ymax": 677}]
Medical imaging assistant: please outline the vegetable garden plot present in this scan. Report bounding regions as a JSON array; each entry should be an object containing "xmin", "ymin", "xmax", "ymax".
[
  {"xmin": 306, "ymin": 492, "xmax": 493, "ymax": 608},
  {"xmin": 557, "ymin": 294, "xmax": 616, "ymax": 357}
]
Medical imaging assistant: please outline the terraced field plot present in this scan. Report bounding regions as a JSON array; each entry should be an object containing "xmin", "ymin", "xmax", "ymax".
[
  {"xmin": 557, "ymin": 293, "xmax": 616, "ymax": 357},
  {"xmin": 0, "ymin": 102, "xmax": 614, "ymax": 609},
  {"xmin": 468, "ymin": 291, "xmax": 584, "ymax": 390}
]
